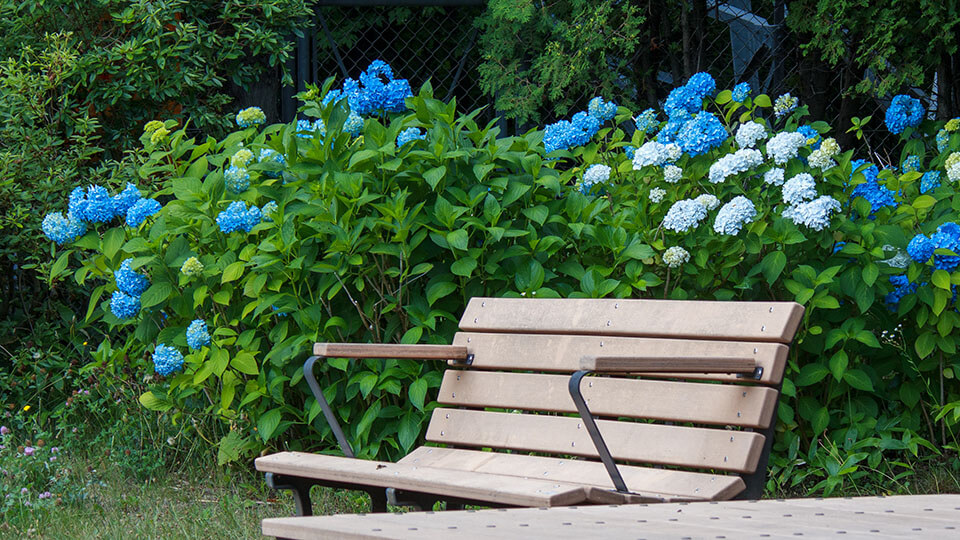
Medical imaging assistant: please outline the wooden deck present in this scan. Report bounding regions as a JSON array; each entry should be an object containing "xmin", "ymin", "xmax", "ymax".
[{"xmin": 262, "ymin": 494, "xmax": 960, "ymax": 539}]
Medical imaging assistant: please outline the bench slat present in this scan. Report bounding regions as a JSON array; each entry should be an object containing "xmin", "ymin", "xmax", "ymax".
[
  {"xmin": 425, "ymin": 409, "xmax": 765, "ymax": 473},
  {"xmin": 397, "ymin": 447, "xmax": 745, "ymax": 500},
  {"xmin": 459, "ymin": 297, "xmax": 803, "ymax": 343},
  {"xmin": 451, "ymin": 332, "xmax": 788, "ymax": 385},
  {"xmin": 254, "ymin": 452, "xmax": 588, "ymax": 507},
  {"xmin": 437, "ymin": 370, "xmax": 778, "ymax": 428}
]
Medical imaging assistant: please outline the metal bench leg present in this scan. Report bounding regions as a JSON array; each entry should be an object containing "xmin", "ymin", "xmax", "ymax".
[
  {"xmin": 368, "ymin": 488, "xmax": 388, "ymax": 512},
  {"xmin": 266, "ymin": 472, "xmax": 315, "ymax": 516}
]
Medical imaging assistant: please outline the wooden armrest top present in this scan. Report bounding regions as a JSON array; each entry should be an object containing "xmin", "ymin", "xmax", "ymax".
[
  {"xmin": 313, "ymin": 343, "xmax": 468, "ymax": 360},
  {"xmin": 580, "ymin": 355, "xmax": 756, "ymax": 374}
]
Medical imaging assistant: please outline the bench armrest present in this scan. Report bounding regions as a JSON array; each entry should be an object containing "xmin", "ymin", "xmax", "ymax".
[
  {"xmin": 313, "ymin": 343, "xmax": 468, "ymax": 360},
  {"xmin": 580, "ymin": 355, "xmax": 757, "ymax": 375}
]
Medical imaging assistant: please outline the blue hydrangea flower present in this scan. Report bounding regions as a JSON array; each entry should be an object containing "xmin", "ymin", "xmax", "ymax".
[
  {"xmin": 656, "ymin": 109, "xmax": 692, "ymax": 143},
  {"xmin": 623, "ymin": 145, "xmax": 636, "ymax": 159},
  {"xmin": 82, "ymin": 185, "xmax": 115, "ymax": 223},
  {"xmin": 236, "ymin": 107, "xmax": 266, "ymax": 128},
  {"xmin": 68, "ymin": 186, "xmax": 88, "ymax": 218},
  {"xmin": 344, "ymin": 113, "xmax": 364, "ymax": 136},
  {"xmin": 907, "ymin": 234, "xmax": 935, "ymax": 263},
  {"xmin": 41, "ymin": 212, "xmax": 86, "ymax": 245},
  {"xmin": 885, "ymin": 274, "xmax": 918, "ymax": 310},
  {"xmin": 337, "ymin": 60, "xmax": 412, "ymax": 115},
  {"xmin": 115, "ymin": 258, "xmax": 150, "ymax": 296},
  {"xmin": 582, "ymin": 164, "xmax": 611, "ymax": 194},
  {"xmin": 902, "ymin": 155, "xmax": 921, "ymax": 173},
  {"xmin": 782, "ymin": 196, "xmax": 840, "ymax": 231},
  {"xmin": 731, "ymin": 82, "xmax": 751, "ymax": 102},
  {"xmin": 884, "ymin": 94, "xmax": 924, "ymax": 135},
  {"xmin": 850, "ymin": 159, "xmax": 880, "ymax": 182},
  {"xmin": 152, "ymin": 344, "xmax": 184, "ymax": 376},
  {"xmin": 686, "ymin": 73, "xmax": 716, "ymax": 99},
  {"xmin": 225, "ymin": 166, "xmax": 250, "ymax": 194},
  {"xmin": 109, "ymin": 290, "xmax": 140, "ymax": 319},
  {"xmin": 397, "ymin": 127, "xmax": 426, "ymax": 147},
  {"xmin": 664, "ymin": 86, "xmax": 701, "ymax": 118},
  {"xmin": 261, "ymin": 201, "xmax": 278, "ymax": 222},
  {"xmin": 675, "ymin": 112, "xmax": 727, "ymax": 157},
  {"xmin": 111, "ymin": 183, "xmax": 141, "ymax": 219},
  {"xmin": 186, "ymin": 319, "xmax": 211, "ymax": 350},
  {"xmin": 937, "ymin": 129, "xmax": 952, "ymax": 153},
  {"xmin": 126, "ymin": 198, "xmax": 161, "ymax": 227},
  {"xmin": 633, "ymin": 109, "xmax": 657, "ymax": 133},
  {"xmin": 543, "ymin": 111, "xmax": 600, "ymax": 153},
  {"xmin": 663, "ymin": 199, "xmax": 708, "ymax": 233},
  {"xmin": 796, "ymin": 125, "xmax": 821, "ymax": 149},
  {"xmin": 850, "ymin": 177, "xmax": 897, "ymax": 216},
  {"xmin": 296, "ymin": 119, "xmax": 326, "ymax": 139},
  {"xmin": 713, "ymin": 196, "xmax": 757, "ymax": 235},
  {"xmin": 258, "ymin": 149, "xmax": 286, "ymax": 178},
  {"xmin": 932, "ymin": 222, "xmax": 960, "ymax": 270},
  {"xmin": 587, "ymin": 96, "xmax": 617, "ymax": 122},
  {"xmin": 921, "ymin": 171, "xmax": 941, "ymax": 193},
  {"xmin": 216, "ymin": 201, "xmax": 262, "ymax": 234}
]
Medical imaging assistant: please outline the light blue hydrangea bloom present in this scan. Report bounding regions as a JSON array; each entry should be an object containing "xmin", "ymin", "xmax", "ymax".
[
  {"xmin": 664, "ymin": 85, "xmax": 702, "ymax": 118},
  {"xmin": 344, "ymin": 113, "xmax": 364, "ymax": 136},
  {"xmin": 783, "ymin": 196, "xmax": 841, "ymax": 231},
  {"xmin": 261, "ymin": 201, "xmax": 278, "ymax": 222},
  {"xmin": 623, "ymin": 145, "xmax": 637, "ymax": 159},
  {"xmin": 907, "ymin": 234, "xmax": 935, "ymax": 263},
  {"xmin": 663, "ymin": 199, "xmax": 708, "ymax": 233},
  {"xmin": 336, "ymin": 60, "xmax": 412, "ymax": 115},
  {"xmin": 115, "ymin": 258, "xmax": 150, "ymax": 296},
  {"xmin": 258, "ymin": 149, "xmax": 286, "ymax": 178},
  {"xmin": 782, "ymin": 173, "xmax": 817, "ymax": 206},
  {"xmin": 884, "ymin": 94, "xmax": 924, "ymax": 135},
  {"xmin": 731, "ymin": 82, "xmax": 751, "ymax": 102},
  {"xmin": 68, "ymin": 187, "xmax": 88, "ymax": 219},
  {"xmin": 582, "ymin": 164, "xmax": 611, "ymax": 194},
  {"xmin": 708, "ymin": 148, "xmax": 763, "ymax": 184},
  {"xmin": 713, "ymin": 196, "xmax": 757, "ymax": 235},
  {"xmin": 111, "ymin": 183, "xmax": 142, "ymax": 219},
  {"xmin": 796, "ymin": 125, "xmax": 821, "ymax": 149},
  {"xmin": 587, "ymin": 96, "xmax": 617, "ymax": 122},
  {"xmin": 152, "ymin": 344, "xmax": 184, "ymax": 376},
  {"xmin": 763, "ymin": 168, "xmax": 785, "ymax": 186},
  {"xmin": 686, "ymin": 72, "xmax": 716, "ymax": 99},
  {"xmin": 397, "ymin": 127, "xmax": 426, "ymax": 147},
  {"xmin": 236, "ymin": 107, "xmax": 266, "ymax": 128},
  {"xmin": 109, "ymin": 290, "xmax": 140, "ymax": 319},
  {"xmin": 186, "ymin": 319, "xmax": 211, "ymax": 350},
  {"xmin": 41, "ymin": 212, "xmax": 86, "ymax": 245},
  {"xmin": 902, "ymin": 155, "xmax": 921, "ymax": 173},
  {"xmin": 937, "ymin": 129, "xmax": 951, "ymax": 153},
  {"xmin": 766, "ymin": 132, "xmax": 807, "ymax": 164},
  {"xmin": 296, "ymin": 119, "xmax": 326, "ymax": 139},
  {"xmin": 633, "ymin": 109, "xmax": 657, "ymax": 133},
  {"xmin": 543, "ymin": 111, "xmax": 600, "ymax": 153},
  {"xmin": 921, "ymin": 171, "xmax": 941, "ymax": 193},
  {"xmin": 675, "ymin": 112, "xmax": 727, "ymax": 157},
  {"xmin": 216, "ymin": 201, "xmax": 261, "ymax": 234},
  {"xmin": 774, "ymin": 93, "xmax": 799, "ymax": 119},
  {"xmin": 224, "ymin": 166, "xmax": 250, "ymax": 194},
  {"xmin": 632, "ymin": 141, "xmax": 681, "ymax": 168},
  {"xmin": 126, "ymin": 198, "xmax": 161, "ymax": 227}
]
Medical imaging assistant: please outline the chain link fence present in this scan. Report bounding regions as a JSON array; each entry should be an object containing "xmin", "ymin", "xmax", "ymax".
[{"xmin": 294, "ymin": 1, "xmax": 900, "ymax": 159}]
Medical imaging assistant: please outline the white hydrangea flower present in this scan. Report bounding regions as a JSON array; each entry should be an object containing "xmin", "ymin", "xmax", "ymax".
[
  {"xmin": 713, "ymin": 196, "xmax": 757, "ymax": 235},
  {"xmin": 633, "ymin": 141, "xmax": 678, "ymax": 168},
  {"xmin": 664, "ymin": 143, "xmax": 682, "ymax": 163},
  {"xmin": 766, "ymin": 132, "xmax": 807, "ymax": 165},
  {"xmin": 663, "ymin": 164, "xmax": 682, "ymax": 184},
  {"xmin": 735, "ymin": 121, "xmax": 767, "ymax": 148},
  {"xmin": 782, "ymin": 195, "xmax": 840, "ymax": 231},
  {"xmin": 807, "ymin": 149, "xmax": 836, "ymax": 171},
  {"xmin": 708, "ymin": 148, "xmax": 763, "ymax": 184},
  {"xmin": 695, "ymin": 193, "xmax": 720, "ymax": 210},
  {"xmin": 763, "ymin": 168, "xmax": 785, "ymax": 186},
  {"xmin": 663, "ymin": 246, "xmax": 690, "ymax": 268},
  {"xmin": 820, "ymin": 137, "xmax": 840, "ymax": 157},
  {"xmin": 663, "ymin": 199, "xmax": 708, "ymax": 233},
  {"xmin": 782, "ymin": 173, "xmax": 817, "ymax": 206},
  {"xmin": 649, "ymin": 187, "xmax": 666, "ymax": 203}
]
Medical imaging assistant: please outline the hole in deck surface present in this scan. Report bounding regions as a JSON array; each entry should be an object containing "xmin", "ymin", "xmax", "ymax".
[{"xmin": 836, "ymin": 532, "xmax": 846, "ymax": 535}]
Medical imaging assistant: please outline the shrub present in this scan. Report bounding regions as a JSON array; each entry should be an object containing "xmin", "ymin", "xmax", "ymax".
[{"xmin": 42, "ymin": 64, "xmax": 960, "ymax": 495}]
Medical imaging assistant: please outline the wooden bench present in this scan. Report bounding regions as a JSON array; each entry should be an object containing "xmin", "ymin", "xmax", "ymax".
[{"xmin": 256, "ymin": 297, "xmax": 803, "ymax": 517}]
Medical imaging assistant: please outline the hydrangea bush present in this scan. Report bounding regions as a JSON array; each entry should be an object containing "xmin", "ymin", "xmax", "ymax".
[{"xmin": 42, "ymin": 65, "xmax": 960, "ymax": 493}]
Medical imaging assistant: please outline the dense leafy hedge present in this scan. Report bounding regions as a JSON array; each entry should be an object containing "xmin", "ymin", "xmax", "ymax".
[{"xmin": 41, "ymin": 63, "xmax": 960, "ymax": 494}]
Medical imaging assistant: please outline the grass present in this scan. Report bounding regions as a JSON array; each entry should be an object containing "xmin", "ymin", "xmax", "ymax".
[{"xmin": 0, "ymin": 455, "xmax": 367, "ymax": 539}]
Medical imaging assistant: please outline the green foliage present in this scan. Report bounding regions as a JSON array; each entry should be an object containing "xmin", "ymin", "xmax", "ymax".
[{"xmin": 476, "ymin": 0, "xmax": 646, "ymax": 123}]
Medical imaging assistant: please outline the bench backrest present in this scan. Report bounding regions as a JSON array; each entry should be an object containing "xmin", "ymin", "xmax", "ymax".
[{"xmin": 426, "ymin": 297, "xmax": 804, "ymax": 498}]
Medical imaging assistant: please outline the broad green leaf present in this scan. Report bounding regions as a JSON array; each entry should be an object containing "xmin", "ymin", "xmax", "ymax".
[
  {"xmin": 140, "ymin": 282, "xmax": 172, "ymax": 308},
  {"xmin": 230, "ymin": 351, "xmax": 258, "ymax": 375},
  {"xmin": 409, "ymin": 378, "xmax": 428, "ymax": 411},
  {"xmin": 139, "ymin": 391, "xmax": 172, "ymax": 411},
  {"xmin": 257, "ymin": 408, "xmax": 282, "ymax": 441},
  {"xmin": 812, "ymin": 407, "xmax": 830, "ymax": 434},
  {"xmin": 102, "ymin": 228, "xmax": 125, "ymax": 261},
  {"xmin": 426, "ymin": 281, "xmax": 456, "ymax": 306},
  {"xmin": 933, "ymin": 269, "xmax": 951, "ymax": 289},
  {"xmin": 397, "ymin": 412, "xmax": 420, "ymax": 452},
  {"xmin": 912, "ymin": 195, "xmax": 937, "ymax": 209},
  {"xmin": 761, "ymin": 251, "xmax": 787, "ymax": 285},
  {"xmin": 450, "ymin": 257, "xmax": 477, "ymax": 277},
  {"xmin": 222, "ymin": 261, "xmax": 246, "ymax": 283},
  {"xmin": 754, "ymin": 94, "xmax": 772, "ymax": 107},
  {"xmin": 424, "ymin": 166, "xmax": 446, "ymax": 190},
  {"xmin": 843, "ymin": 369, "xmax": 874, "ymax": 392},
  {"xmin": 829, "ymin": 350, "xmax": 848, "ymax": 381},
  {"xmin": 795, "ymin": 363, "xmax": 830, "ymax": 386},
  {"xmin": 446, "ymin": 229, "xmax": 469, "ymax": 251}
]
